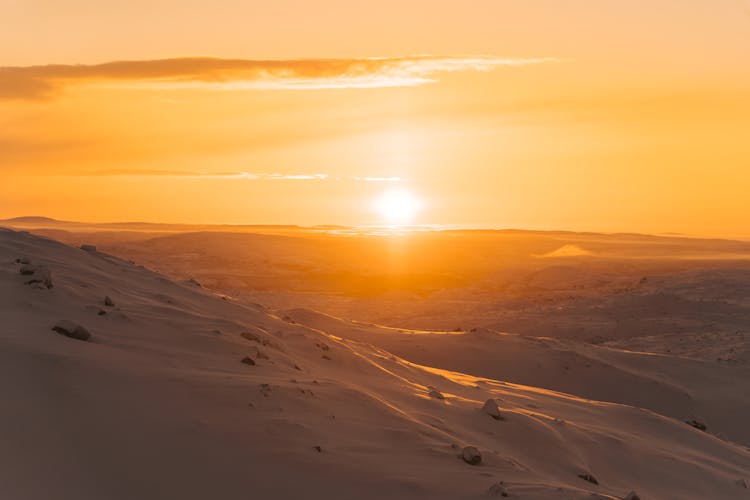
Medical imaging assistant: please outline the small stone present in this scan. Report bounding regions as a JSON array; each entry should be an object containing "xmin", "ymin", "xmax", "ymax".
[
  {"xmin": 80, "ymin": 244, "xmax": 97, "ymax": 252},
  {"xmin": 736, "ymin": 479, "xmax": 749, "ymax": 489},
  {"xmin": 16, "ymin": 257, "xmax": 31, "ymax": 264},
  {"xmin": 104, "ymin": 296, "xmax": 115, "ymax": 307},
  {"xmin": 19, "ymin": 264, "xmax": 36, "ymax": 275},
  {"xmin": 685, "ymin": 419, "xmax": 707, "ymax": 431},
  {"xmin": 52, "ymin": 320, "xmax": 91, "ymax": 341},
  {"xmin": 624, "ymin": 491, "xmax": 641, "ymax": 500},
  {"xmin": 488, "ymin": 482, "xmax": 509, "ymax": 496},
  {"xmin": 578, "ymin": 473, "xmax": 598, "ymax": 485},
  {"xmin": 461, "ymin": 446, "xmax": 482, "ymax": 465},
  {"xmin": 241, "ymin": 356, "xmax": 256, "ymax": 366},
  {"xmin": 428, "ymin": 387, "xmax": 444, "ymax": 400},
  {"xmin": 482, "ymin": 399, "xmax": 504, "ymax": 420},
  {"xmin": 313, "ymin": 445, "xmax": 322, "ymax": 453}
]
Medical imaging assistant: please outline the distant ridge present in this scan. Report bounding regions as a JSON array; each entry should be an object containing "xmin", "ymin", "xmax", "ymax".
[
  {"xmin": 1, "ymin": 216, "xmax": 747, "ymax": 242},
  {"xmin": 0, "ymin": 216, "xmax": 66, "ymax": 224}
]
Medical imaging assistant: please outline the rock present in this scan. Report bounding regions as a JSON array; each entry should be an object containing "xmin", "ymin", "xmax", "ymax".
[
  {"xmin": 80, "ymin": 244, "xmax": 97, "ymax": 252},
  {"xmin": 104, "ymin": 295, "xmax": 115, "ymax": 307},
  {"xmin": 623, "ymin": 491, "xmax": 641, "ymax": 500},
  {"xmin": 25, "ymin": 266, "xmax": 53, "ymax": 289},
  {"xmin": 488, "ymin": 482, "xmax": 509, "ymax": 496},
  {"xmin": 461, "ymin": 446, "xmax": 482, "ymax": 465},
  {"xmin": 482, "ymin": 398, "xmax": 504, "ymax": 420},
  {"xmin": 685, "ymin": 419, "xmax": 707, "ymax": 431},
  {"xmin": 241, "ymin": 356, "xmax": 256, "ymax": 366},
  {"xmin": 428, "ymin": 388, "xmax": 444, "ymax": 400},
  {"xmin": 578, "ymin": 473, "xmax": 598, "ymax": 485},
  {"xmin": 16, "ymin": 257, "xmax": 31, "ymax": 264},
  {"xmin": 313, "ymin": 445, "xmax": 322, "ymax": 453},
  {"xmin": 19, "ymin": 264, "xmax": 36, "ymax": 275},
  {"xmin": 736, "ymin": 479, "xmax": 749, "ymax": 489},
  {"xmin": 52, "ymin": 320, "xmax": 91, "ymax": 341}
]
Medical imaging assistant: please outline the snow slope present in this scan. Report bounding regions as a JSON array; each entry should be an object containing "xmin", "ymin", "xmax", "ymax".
[{"xmin": 2, "ymin": 228, "xmax": 749, "ymax": 500}]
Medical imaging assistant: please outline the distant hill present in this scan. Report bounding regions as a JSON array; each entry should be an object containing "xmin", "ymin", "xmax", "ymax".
[{"xmin": 0, "ymin": 216, "xmax": 67, "ymax": 224}]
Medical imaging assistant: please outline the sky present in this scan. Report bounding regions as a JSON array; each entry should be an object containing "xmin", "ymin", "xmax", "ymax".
[{"xmin": 1, "ymin": 0, "xmax": 750, "ymax": 236}]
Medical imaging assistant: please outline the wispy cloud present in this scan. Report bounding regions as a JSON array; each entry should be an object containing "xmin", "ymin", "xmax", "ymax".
[
  {"xmin": 69, "ymin": 169, "xmax": 403, "ymax": 182},
  {"xmin": 0, "ymin": 55, "xmax": 554, "ymax": 100}
]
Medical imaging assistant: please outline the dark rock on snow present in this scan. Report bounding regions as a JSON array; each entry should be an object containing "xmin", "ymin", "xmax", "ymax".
[
  {"xmin": 461, "ymin": 446, "xmax": 482, "ymax": 465},
  {"xmin": 241, "ymin": 356, "xmax": 256, "ymax": 366},
  {"xmin": 482, "ymin": 398, "xmax": 504, "ymax": 420},
  {"xmin": 52, "ymin": 320, "xmax": 91, "ymax": 341},
  {"xmin": 578, "ymin": 473, "xmax": 598, "ymax": 485},
  {"xmin": 19, "ymin": 264, "xmax": 36, "ymax": 275},
  {"xmin": 686, "ymin": 419, "xmax": 707, "ymax": 432}
]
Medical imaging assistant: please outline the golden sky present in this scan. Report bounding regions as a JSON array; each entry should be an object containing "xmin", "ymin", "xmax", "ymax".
[{"xmin": 1, "ymin": 1, "xmax": 750, "ymax": 236}]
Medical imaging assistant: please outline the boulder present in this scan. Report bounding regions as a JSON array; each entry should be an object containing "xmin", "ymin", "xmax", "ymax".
[
  {"xmin": 624, "ymin": 492, "xmax": 641, "ymax": 500},
  {"xmin": 461, "ymin": 446, "xmax": 482, "ymax": 465},
  {"xmin": 482, "ymin": 398, "xmax": 504, "ymax": 420},
  {"xmin": 104, "ymin": 295, "xmax": 115, "ymax": 307},
  {"xmin": 52, "ymin": 320, "xmax": 91, "ymax": 341}
]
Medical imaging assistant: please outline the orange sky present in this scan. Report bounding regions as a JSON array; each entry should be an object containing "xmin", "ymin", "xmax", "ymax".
[{"xmin": 1, "ymin": 1, "xmax": 750, "ymax": 237}]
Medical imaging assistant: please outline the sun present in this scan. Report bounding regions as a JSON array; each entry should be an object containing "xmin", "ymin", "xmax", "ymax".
[{"xmin": 372, "ymin": 188, "xmax": 422, "ymax": 224}]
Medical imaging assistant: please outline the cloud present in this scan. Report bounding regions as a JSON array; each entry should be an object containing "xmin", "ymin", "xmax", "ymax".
[
  {"xmin": 69, "ymin": 169, "xmax": 403, "ymax": 182},
  {"xmin": 0, "ymin": 55, "xmax": 554, "ymax": 100}
]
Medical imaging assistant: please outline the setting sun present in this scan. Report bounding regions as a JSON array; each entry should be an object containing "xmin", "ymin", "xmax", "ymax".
[{"xmin": 373, "ymin": 188, "xmax": 423, "ymax": 224}]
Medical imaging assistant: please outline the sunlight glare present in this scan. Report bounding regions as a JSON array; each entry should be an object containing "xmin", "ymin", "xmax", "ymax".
[{"xmin": 373, "ymin": 188, "xmax": 423, "ymax": 224}]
